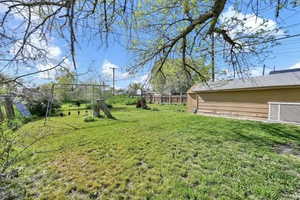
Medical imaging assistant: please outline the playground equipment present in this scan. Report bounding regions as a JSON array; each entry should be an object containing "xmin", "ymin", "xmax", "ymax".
[
  {"xmin": 51, "ymin": 83, "xmax": 115, "ymax": 119},
  {"xmin": 94, "ymin": 99, "xmax": 115, "ymax": 119}
]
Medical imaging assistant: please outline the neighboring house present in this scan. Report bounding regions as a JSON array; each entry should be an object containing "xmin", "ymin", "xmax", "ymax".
[{"xmin": 187, "ymin": 69, "xmax": 300, "ymax": 123}]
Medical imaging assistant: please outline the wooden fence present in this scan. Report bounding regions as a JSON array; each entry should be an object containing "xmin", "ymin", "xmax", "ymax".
[{"xmin": 144, "ymin": 94, "xmax": 187, "ymax": 104}]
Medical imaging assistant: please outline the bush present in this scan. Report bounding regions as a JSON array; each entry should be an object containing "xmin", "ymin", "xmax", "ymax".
[
  {"xmin": 84, "ymin": 116, "xmax": 96, "ymax": 122},
  {"xmin": 106, "ymin": 104, "xmax": 113, "ymax": 109},
  {"xmin": 106, "ymin": 95, "xmax": 139, "ymax": 105},
  {"xmin": 28, "ymin": 98, "xmax": 61, "ymax": 117}
]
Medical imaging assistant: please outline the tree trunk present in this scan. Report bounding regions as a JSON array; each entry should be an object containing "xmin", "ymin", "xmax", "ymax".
[{"xmin": 4, "ymin": 97, "xmax": 15, "ymax": 120}]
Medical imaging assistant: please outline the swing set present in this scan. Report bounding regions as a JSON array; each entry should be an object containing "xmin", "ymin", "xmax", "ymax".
[{"xmin": 51, "ymin": 83, "xmax": 115, "ymax": 119}]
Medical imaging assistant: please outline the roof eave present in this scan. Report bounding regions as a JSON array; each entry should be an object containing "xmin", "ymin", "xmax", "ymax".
[{"xmin": 191, "ymin": 85, "xmax": 300, "ymax": 93}]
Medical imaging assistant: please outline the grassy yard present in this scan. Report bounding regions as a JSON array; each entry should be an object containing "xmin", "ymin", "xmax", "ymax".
[{"xmin": 16, "ymin": 104, "xmax": 300, "ymax": 199}]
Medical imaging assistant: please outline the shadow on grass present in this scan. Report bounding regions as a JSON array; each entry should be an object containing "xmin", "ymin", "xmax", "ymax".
[
  {"xmin": 111, "ymin": 106, "xmax": 132, "ymax": 112},
  {"xmin": 222, "ymin": 120, "xmax": 300, "ymax": 147},
  {"xmin": 188, "ymin": 116, "xmax": 300, "ymax": 149}
]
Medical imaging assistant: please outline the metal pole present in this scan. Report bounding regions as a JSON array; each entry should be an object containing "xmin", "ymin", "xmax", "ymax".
[
  {"xmin": 211, "ymin": 33, "xmax": 215, "ymax": 82},
  {"xmin": 111, "ymin": 67, "xmax": 116, "ymax": 96}
]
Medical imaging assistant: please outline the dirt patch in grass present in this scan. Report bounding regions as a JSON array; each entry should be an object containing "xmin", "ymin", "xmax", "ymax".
[{"xmin": 275, "ymin": 143, "xmax": 300, "ymax": 158}]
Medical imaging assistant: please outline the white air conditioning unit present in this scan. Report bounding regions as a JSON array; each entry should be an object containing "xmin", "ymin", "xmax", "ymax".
[{"xmin": 268, "ymin": 102, "xmax": 300, "ymax": 124}]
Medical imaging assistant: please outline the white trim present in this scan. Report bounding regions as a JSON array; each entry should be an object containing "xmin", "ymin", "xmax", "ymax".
[
  {"xmin": 268, "ymin": 101, "xmax": 300, "ymax": 123},
  {"xmin": 278, "ymin": 104, "xmax": 281, "ymax": 121},
  {"xmin": 268, "ymin": 103, "xmax": 271, "ymax": 120},
  {"xmin": 268, "ymin": 102, "xmax": 300, "ymax": 105}
]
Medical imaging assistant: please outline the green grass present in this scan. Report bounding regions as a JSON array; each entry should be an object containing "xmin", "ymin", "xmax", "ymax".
[
  {"xmin": 106, "ymin": 94, "xmax": 139, "ymax": 105},
  {"xmin": 14, "ymin": 104, "xmax": 300, "ymax": 199}
]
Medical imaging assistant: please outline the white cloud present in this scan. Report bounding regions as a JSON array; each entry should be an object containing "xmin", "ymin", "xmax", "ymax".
[
  {"xmin": 101, "ymin": 60, "xmax": 118, "ymax": 77},
  {"xmin": 10, "ymin": 32, "xmax": 62, "ymax": 60},
  {"xmin": 48, "ymin": 46, "xmax": 61, "ymax": 58},
  {"xmin": 290, "ymin": 62, "xmax": 300, "ymax": 69},
  {"xmin": 220, "ymin": 6, "xmax": 284, "ymax": 39},
  {"xmin": 9, "ymin": 30, "xmax": 66, "ymax": 80},
  {"xmin": 120, "ymin": 72, "xmax": 130, "ymax": 79},
  {"xmin": 0, "ymin": 3, "xmax": 8, "ymax": 13},
  {"xmin": 101, "ymin": 60, "xmax": 130, "ymax": 79},
  {"xmin": 2, "ymin": 3, "xmax": 65, "ymax": 81}
]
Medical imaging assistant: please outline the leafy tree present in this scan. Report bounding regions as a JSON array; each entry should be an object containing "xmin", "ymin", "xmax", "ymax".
[
  {"xmin": 128, "ymin": 83, "xmax": 143, "ymax": 96},
  {"xmin": 150, "ymin": 58, "xmax": 210, "ymax": 94},
  {"xmin": 1, "ymin": 0, "xmax": 299, "ymax": 83},
  {"xmin": 129, "ymin": 0, "xmax": 295, "ymax": 79},
  {"xmin": 55, "ymin": 71, "xmax": 76, "ymax": 103},
  {"xmin": 28, "ymin": 96, "xmax": 61, "ymax": 117}
]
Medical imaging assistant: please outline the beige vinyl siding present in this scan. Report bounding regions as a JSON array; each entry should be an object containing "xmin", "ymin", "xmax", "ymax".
[
  {"xmin": 188, "ymin": 87, "xmax": 300, "ymax": 120},
  {"xmin": 187, "ymin": 93, "xmax": 198, "ymax": 112}
]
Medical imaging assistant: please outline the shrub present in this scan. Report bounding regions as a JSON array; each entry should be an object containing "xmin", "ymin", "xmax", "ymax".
[
  {"xmin": 106, "ymin": 104, "xmax": 113, "ymax": 109},
  {"xmin": 28, "ymin": 98, "xmax": 61, "ymax": 117},
  {"xmin": 84, "ymin": 116, "xmax": 96, "ymax": 122}
]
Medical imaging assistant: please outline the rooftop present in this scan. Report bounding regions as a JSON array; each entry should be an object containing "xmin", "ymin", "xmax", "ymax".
[{"xmin": 191, "ymin": 71, "xmax": 300, "ymax": 92}]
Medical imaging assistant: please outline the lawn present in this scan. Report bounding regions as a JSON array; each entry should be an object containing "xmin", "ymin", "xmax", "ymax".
[{"xmin": 15, "ymin": 104, "xmax": 300, "ymax": 200}]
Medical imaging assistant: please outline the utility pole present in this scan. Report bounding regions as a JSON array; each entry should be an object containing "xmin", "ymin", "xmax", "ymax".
[
  {"xmin": 110, "ymin": 67, "xmax": 117, "ymax": 95},
  {"xmin": 262, "ymin": 64, "xmax": 266, "ymax": 76},
  {"xmin": 211, "ymin": 33, "xmax": 215, "ymax": 82}
]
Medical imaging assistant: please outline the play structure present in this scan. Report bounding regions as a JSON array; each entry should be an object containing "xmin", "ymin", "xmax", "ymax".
[
  {"xmin": 52, "ymin": 83, "xmax": 115, "ymax": 119},
  {"xmin": 0, "ymin": 83, "xmax": 115, "ymax": 122}
]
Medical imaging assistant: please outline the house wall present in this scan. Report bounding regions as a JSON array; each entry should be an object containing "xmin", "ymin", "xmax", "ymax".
[
  {"xmin": 187, "ymin": 87, "xmax": 300, "ymax": 120},
  {"xmin": 187, "ymin": 93, "xmax": 198, "ymax": 112}
]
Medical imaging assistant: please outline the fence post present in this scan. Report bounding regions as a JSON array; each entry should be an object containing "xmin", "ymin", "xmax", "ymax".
[
  {"xmin": 169, "ymin": 95, "xmax": 171, "ymax": 104},
  {"xmin": 4, "ymin": 97, "xmax": 15, "ymax": 120},
  {"xmin": 180, "ymin": 93, "xmax": 182, "ymax": 104}
]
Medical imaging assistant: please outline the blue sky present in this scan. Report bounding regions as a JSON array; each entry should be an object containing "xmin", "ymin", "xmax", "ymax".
[
  {"xmin": 2, "ymin": 3, "xmax": 300, "ymax": 89},
  {"xmin": 73, "ymin": 4, "xmax": 300, "ymax": 89}
]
